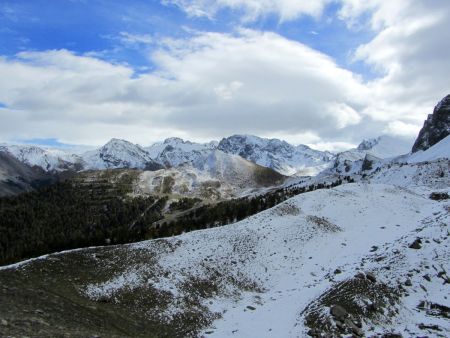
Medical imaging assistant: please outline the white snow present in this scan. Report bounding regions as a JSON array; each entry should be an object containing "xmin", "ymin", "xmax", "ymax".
[
  {"xmin": 358, "ymin": 135, "xmax": 412, "ymax": 159},
  {"xmin": 80, "ymin": 178, "xmax": 449, "ymax": 337},
  {"xmin": 0, "ymin": 143, "xmax": 82, "ymax": 171},
  {"xmin": 146, "ymin": 137, "xmax": 217, "ymax": 166},
  {"xmin": 136, "ymin": 149, "xmax": 282, "ymax": 199},
  {"xmin": 218, "ymin": 135, "xmax": 335, "ymax": 176},
  {"xmin": 408, "ymin": 135, "xmax": 450, "ymax": 163},
  {"xmin": 81, "ymin": 138, "xmax": 157, "ymax": 170}
]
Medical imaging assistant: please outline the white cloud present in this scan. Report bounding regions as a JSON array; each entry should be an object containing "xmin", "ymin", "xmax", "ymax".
[
  {"xmin": 383, "ymin": 121, "xmax": 421, "ymax": 138},
  {"xmin": 346, "ymin": 0, "xmax": 450, "ymax": 135},
  {"xmin": 1, "ymin": 0, "xmax": 449, "ymax": 150},
  {"xmin": 118, "ymin": 32, "xmax": 153, "ymax": 45},
  {"xmin": 162, "ymin": 0, "xmax": 331, "ymax": 22},
  {"xmin": 214, "ymin": 81, "xmax": 243, "ymax": 100},
  {"xmin": 0, "ymin": 31, "xmax": 369, "ymax": 146}
]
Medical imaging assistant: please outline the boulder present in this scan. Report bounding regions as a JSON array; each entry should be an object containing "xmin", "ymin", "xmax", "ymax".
[
  {"xmin": 366, "ymin": 272, "xmax": 377, "ymax": 283},
  {"xmin": 330, "ymin": 305, "xmax": 348, "ymax": 320},
  {"xmin": 409, "ymin": 239, "xmax": 422, "ymax": 249}
]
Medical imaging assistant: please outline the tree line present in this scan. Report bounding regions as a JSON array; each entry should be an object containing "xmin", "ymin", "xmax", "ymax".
[
  {"xmin": 0, "ymin": 173, "xmax": 353, "ymax": 265},
  {"xmin": 0, "ymin": 180, "xmax": 166, "ymax": 265},
  {"xmin": 148, "ymin": 177, "xmax": 353, "ymax": 238}
]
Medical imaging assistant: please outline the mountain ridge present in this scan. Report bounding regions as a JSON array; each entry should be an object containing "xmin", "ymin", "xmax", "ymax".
[{"xmin": 412, "ymin": 94, "xmax": 450, "ymax": 152}]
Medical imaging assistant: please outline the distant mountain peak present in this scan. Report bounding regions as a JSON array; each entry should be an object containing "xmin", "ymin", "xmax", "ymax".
[
  {"xmin": 218, "ymin": 134, "xmax": 334, "ymax": 176},
  {"xmin": 357, "ymin": 137, "xmax": 381, "ymax": 151},
  {"xmin": 163, "ymin": 137, "xmax": 187, "ymax": 145},
  {"xmin": 412, "ymin": 94, "xmax": 450, "ymax": 152},
  {"xmin": 82, "ymin": 138, "xmax": 162, "ymax": 170},
  {"xmin": 103, "ymin": 138, "xmax": 139, "ymax": 148}
]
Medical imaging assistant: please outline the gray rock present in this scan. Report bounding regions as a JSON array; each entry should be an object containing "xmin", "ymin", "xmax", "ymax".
[
  {"xmin": 405, "ymin": 279, "xmax": 412, "ymax": 286},
  {"xmin": 409, "ymin": 239, "xmax": 422, "ymax": 249},
  {"xmin": 330, "ymin": 305, "xmax": 348, "ymax": 320},
  {"xmin": 367, "ymin": 302, "xmax": 379, "ymax": 312},
  {"xmin": 345, "ymin": 318, "xmax": 364, "ymax": 336},
  {"xmin": 366, "ymin": 272, "xmax": 377, "ymax": 283},
  {"xmin": 412, "ymin": 94, "xmax": 450, "ymax": 152},
  {"xmin": 355, "ymin": 272, "xmax": 366, "ymax": 279}
]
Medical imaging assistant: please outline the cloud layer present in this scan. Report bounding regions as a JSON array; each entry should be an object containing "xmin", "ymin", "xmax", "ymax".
[{"xmin": 0, "ymin": 0, "xmax": 449, "ymax": 150}]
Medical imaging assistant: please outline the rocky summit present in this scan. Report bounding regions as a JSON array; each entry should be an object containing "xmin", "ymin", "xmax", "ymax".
[{"xmin": 412, "ymin": 94, "xmax": 450, "ymax": 152}]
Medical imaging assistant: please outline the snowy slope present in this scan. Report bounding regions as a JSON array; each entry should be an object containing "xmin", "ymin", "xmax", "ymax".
[
  {"xmin": 0, "ymin": 143, "xmax": 82, "ymax": 171},
  {"xmin": 136, "ymin": 150, "xmax": 286, "ymax": 199},
  {"xmin": 76, "ymin": 182, "xmax": 448, "ymax": 337},
  {"xmin": 32, "ymin": 180, "xmax": 442, "ymax": 337},
  {"xmin": 218, "ymin": 135, "xmax": 334, "ymax": 176},
  {"xmin": 357, "ymin": 135, "xmax": 411, "ymax": 159},
  {"xmin": 0, "ymin": 151, "xmax": 57, "ymax": 196},
  {"xmin": 1, "ymin": 158, "xmax": 449, "ymax": 337},
  {"xmin": 324, "ymin": 135, "xmax": 412, "ymax": 176},
  {"xmin": 146, "ymin": 137, "xmax": 217, "ymax": 167},
  {"xmin": 408, "ymin": 134, "xmax": 450, "ymax": 163},
  {"xmin": 81, "ymin": 138, "xmax": 162, "ymax": 170}
]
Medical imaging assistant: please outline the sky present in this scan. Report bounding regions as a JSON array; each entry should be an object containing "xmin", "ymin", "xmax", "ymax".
[{"xmin": 0, "ymin": 0, "xmax": 449, "ymax": 151}]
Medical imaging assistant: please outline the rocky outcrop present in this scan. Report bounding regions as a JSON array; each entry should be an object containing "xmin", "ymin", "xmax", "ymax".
[{"xmin": 412, "ymin": 95, "xmax": 450, "ymax": 152}]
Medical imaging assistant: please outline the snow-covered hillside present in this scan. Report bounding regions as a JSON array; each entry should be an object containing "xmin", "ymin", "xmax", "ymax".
[
  {"xmin": 408, "ymin": 135, "xmax": 450, "ymax": 163},
  {"xmin": 0, "ymin": 151, "xmax": 57, "ymax": 196},
  {"xmin": 83, "ymin": 182, "xmax": 450, "ymax": 337},
  {"xmin": 146, "ymin": 137, "xmax": 218, "ymax": 168},
  {"xmin": 357, "ymin": 135, "xmax": 411, "ymax": 159},
  {"xmin": 2, "ymin": 162, "xmax": 448, "ymax": 337},
  {"xmin": 0, "ymin": 139, "xmax": 162, "ymax": 172},
  {"xmin": 324, "ymin": 135, "xmax": 412, "ymax": 176},
  {"xmin": 0, "ymin": 143, "xmax": 82, "ymax": 171},
  {"xmin": 81, "ymin": 138, "xmax": 162, "ymax": 170},
  {"xmin": 136, "ymin": 150, "xmax": 285, "ymax": 200},
  {"xmin": 218, "ymin": 135, "xmax": 334, "ymax": 176}
]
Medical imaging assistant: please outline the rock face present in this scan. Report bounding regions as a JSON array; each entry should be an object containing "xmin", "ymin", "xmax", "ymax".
[{"xmin": 412, "ymin": 94, "xmax": 450, "ymax": 153}]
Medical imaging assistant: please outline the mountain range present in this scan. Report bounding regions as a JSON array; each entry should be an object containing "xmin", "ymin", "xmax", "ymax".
[
  {"xmin": 0, "ymin": 95, "xmax": 449, "ymax": 337},
  {"xmin": 0, "ymin": 134, "xmax": 410, "ymax": 175},
  {"xmin": 1, "ymin": 94, "xmax": 450, "ymax": 200}
]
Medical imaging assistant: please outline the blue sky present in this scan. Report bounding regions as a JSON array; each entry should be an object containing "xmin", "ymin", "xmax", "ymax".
[
  {"xmin": 0, "ymin": 0, "xmax": 448, "ymax": 149},
  {"xmin": 1, "ymin": 0, "xmax": 374, "ymax": 77}
]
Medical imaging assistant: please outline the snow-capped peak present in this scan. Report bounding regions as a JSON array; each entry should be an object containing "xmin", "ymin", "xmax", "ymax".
[
  {"xmin": 324, "ymin": 135, "xmax": 412, "ymax": 176},
  {"xmin": 0, "ymin": 143, "xmax": 81, "ymax": 171},
  {"xmin": 146, "ymin": 138, "xmax": 218, "ymax": 167},
  {"xmin": 357, "ymin": 137, "xmax": 380, "ymax": 151},
  {"xmin": 356, "ymin": 135, "xmax": 411, "ymax": 159},
  {"xmin": 81, "ymin": 138, "xmax": 161, "ymax": 170},
  {"xmin": 218, "ymin": 134, "xmax": 334, "ymax": 176}
]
